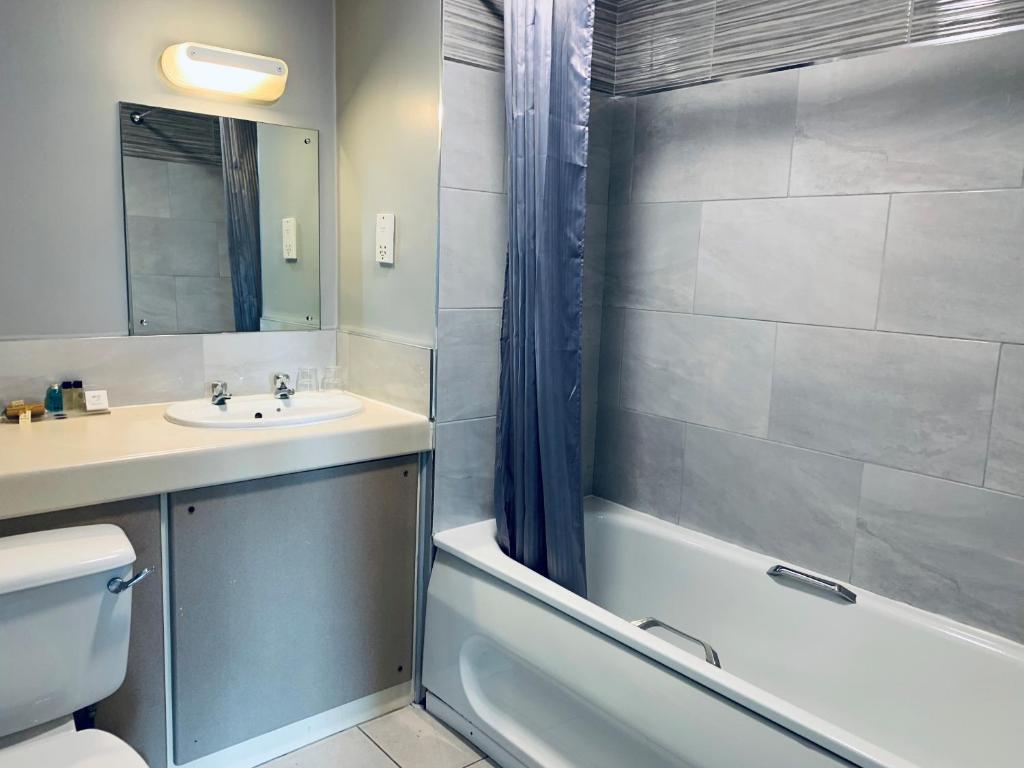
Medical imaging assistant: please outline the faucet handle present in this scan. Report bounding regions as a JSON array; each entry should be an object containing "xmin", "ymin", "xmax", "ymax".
[{"xmin": 209, "ymin": 380, "xmax": 232, "ymax": 404}]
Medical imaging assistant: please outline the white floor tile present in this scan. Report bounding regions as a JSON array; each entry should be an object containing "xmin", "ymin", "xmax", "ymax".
[
  {"xmin": 360, "ymin": 705, "xmax": 482, "ymax": 768},
  {"xmin": 259, "ymin": 727, "xmax": 396, "ymax": 768}
]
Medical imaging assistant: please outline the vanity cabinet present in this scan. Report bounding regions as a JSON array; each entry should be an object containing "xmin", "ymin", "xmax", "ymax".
[
  {"xmin": 167, "ymin": 455, "xmax": 419, "ymax": 763},
  {"xmin": 0, "ymin": 454, "xmax": 420, "ymax": 767}
]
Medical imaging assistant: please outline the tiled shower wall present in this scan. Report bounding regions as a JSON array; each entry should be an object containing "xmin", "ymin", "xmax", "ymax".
[
  {"xmin": 595, "ymin": 30, "xmax": 1024, "ymax": 642},
  {"xmin": 431, "ymin": 59, "xmax": 611, "ymax": 532}
]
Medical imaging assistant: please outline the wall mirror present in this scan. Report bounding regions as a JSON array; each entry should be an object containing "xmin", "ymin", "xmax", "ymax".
[{"xmin": 119, "ymin": 102, "xmax": 320, "ymax": 334}]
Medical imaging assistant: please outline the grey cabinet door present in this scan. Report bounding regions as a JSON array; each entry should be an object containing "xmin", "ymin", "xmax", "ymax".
[{"xmin": 168, "ymin": 456, "xmax": 419, "ymax": 764}]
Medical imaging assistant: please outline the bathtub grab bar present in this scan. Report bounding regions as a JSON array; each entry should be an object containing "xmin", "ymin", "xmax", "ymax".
[
  {"xmin": 632, "ymin": 617, "xmax": 722, "ymax": 668},
  {"xmin": 767, "ymin": 564, "xmax": 857, "ymax": 604}
]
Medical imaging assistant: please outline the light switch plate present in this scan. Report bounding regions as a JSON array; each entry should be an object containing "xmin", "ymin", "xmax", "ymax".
[{"xmin": 375, "ymin": 213, "xmax": 395, "ymax": 265}]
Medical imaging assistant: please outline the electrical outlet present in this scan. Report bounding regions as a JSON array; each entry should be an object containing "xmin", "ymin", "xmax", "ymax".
[{"xmin": 375, "ymin": 213, "xmax": 395, "ymax": 265}]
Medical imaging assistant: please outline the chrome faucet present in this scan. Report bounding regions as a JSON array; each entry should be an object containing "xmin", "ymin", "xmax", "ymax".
[
  {"xmin": 273, "ymin": 372, "xmax": 295, "ymax": 399},
  {"xmin": 210, "ymin": 380, "xmax": 232, "ymax": 406}
]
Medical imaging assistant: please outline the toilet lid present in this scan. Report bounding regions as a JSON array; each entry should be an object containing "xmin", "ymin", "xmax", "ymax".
[{"xmin": 0, "ymin": 728, "xmax": 147, "ymax": 768}]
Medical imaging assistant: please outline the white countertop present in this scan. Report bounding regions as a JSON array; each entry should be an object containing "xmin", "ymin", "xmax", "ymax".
[{"xmin": 0, "ymin": 395, "xmax": 433, "ymax": 520}]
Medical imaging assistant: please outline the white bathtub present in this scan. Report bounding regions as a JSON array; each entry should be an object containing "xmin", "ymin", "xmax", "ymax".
[{"xmin": 422, "ymin": 497, "xmax": 1024, "ymax": 768}]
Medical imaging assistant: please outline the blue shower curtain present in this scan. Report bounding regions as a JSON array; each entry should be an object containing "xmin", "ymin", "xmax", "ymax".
[{"xmin": 494, "ymin": 0, "xmax": 595, "ymax": 596}]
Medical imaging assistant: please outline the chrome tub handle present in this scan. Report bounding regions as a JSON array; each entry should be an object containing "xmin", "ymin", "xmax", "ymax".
[
  {"xmin": 767, "ymin": 564, "xmax": 857, "ymax": 604},
  {"xmin": 632, "ymin": 617, "xmax": 721, "ymax": 668},
  {"xmin": 107, "ymin": 566, "xmax": 154, "ymax": 594}
]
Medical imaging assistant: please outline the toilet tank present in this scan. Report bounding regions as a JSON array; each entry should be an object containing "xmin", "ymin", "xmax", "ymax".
[{"xmin": 0, "ymin": 524, "xmax": 137, "ymax": 739}]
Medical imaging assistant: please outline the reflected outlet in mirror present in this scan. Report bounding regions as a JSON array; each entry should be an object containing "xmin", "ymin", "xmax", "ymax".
[{"xmin": 119, "ymin": 102, "xmax": 321, "ymax": 335}]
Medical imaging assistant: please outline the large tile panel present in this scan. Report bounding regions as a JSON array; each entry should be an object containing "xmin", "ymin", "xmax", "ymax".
[
  {"xmin": 436, "ymin": 309, "xmax": 501, "ymax": 422},
  {"xmin": 695, "ymin": 195, "xmax": 888, "ymax": 328},
  {"xmin": 342, "ymin": 333, "xmax": 432, "ymax": 417},
  {"xmin": 202, "ymin": 330, "xmax": 337, "ymax": 396},
  {"xmin": 440, "ymin": 62, "xmax": 505, "ymax": 194},
  {"xmin": 877, "ymin": 190, "xmax": 1024, "ymax": 343},
  {"xmin": 620, "ymin": 310, "xmax": 776, "ymax": 436},
  {"xmin": 854, "ymin": 465, "xmax": 1024, "ymax": 642},
  {"xmin": 0, "ymin": 335, "xmax": 204, "ymax": 407},
  {"xmin": 593, "ymin": 407, "xmax": 686, "ymax": 523},
  {"xmin": 769, "ymin": 325, "xmax": 999, "ymax": 483},
  {"xmin": 434, "ymin": 417, "xmax": 497, "ymax": 533},
  {"xmin": 631, "ymin": 69, "xmax": 798, "ymax": 202},
  {"xmin": 987, "ymin": 344, "xmax": 1024, "ymax": 497},
  {"xmin": 438, "ymin": 189, "xmax": 508, "ymax": 309},
  {"xmin": 605, "ymin": 202, "xmax": 701, "ymax": 312},
  {"xmin": 791, "ymin": 31, "xmax": 1024, "ymax": 194},
  {"xmin": 681, "ymin": 427, "xmax": 862, "ymax": 578},
  {"xmin": 127, "ymin": 216, "xmax": 221, "ymax": 277}
]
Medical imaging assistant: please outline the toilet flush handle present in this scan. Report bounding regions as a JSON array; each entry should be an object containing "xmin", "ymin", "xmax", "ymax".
[{"xmin": 107, "ymin": 567, "xmax": 154, "ymax": 594}]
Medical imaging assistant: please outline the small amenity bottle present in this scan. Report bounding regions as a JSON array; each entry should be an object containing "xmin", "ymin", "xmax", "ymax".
[{"xmin": 45, "ymin": 384, "xmax": 63, "ymax": 414}]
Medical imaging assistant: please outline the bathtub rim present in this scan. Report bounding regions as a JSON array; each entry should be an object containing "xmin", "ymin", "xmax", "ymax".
[{"xmin": 433, "ymin": 496, "xmax": 1024, "ymax": 768}]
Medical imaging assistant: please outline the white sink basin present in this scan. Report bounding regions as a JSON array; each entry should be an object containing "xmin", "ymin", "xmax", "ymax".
[{"xmin": 165, "ymin": 391, "xmax": 363, "ymax": 429}]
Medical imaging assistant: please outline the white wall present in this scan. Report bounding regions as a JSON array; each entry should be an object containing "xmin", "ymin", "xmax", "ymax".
[{"xmin": 0, "ymin": 0, "xmax": 337, "ymax": 339}]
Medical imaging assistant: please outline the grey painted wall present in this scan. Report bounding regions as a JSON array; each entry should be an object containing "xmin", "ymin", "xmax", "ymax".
[
  {"xmin": 594, "ymin": 30, "xmax": 1024, "ymax": 643},
  {"xmin": 0, "ymin": 0, "xmax": 337, "ymax": 340},
  {"xmin": 431, "ymin": 59, "xmax": 611, "ymax": 532},
  {"xmin": 336, "ymin": 0, "xmax": 441, "ymax": 349}
]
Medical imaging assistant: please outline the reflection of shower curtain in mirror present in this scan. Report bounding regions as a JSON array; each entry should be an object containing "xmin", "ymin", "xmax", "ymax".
[
  {"xmin": 494, "ymin": 0, "xmax": 595, "ymax": 597},
  {"xmin": 220, "ymin": 119, "xmax": 263, "ymax": 332}
]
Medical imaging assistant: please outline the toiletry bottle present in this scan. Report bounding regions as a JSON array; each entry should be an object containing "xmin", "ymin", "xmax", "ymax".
[
  {"xmin": 45, "ymin": 384, "xmax": 63, "ymax": 413},
  {"xmin": 60, "ymin": 381, "xmax": 73, "ymax": 412},
  {"xmin": 73, "ymin": 380, "xmax": 85, "ymax": 411}
]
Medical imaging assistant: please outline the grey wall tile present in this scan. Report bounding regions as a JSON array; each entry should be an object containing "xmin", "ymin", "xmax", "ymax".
[
  {"xmin": 877, "ymin": 190, "xmax": 1024, "ymax": 343},
  {"xmin": 769, "ymin": 325, "xmax": 1000, "ymax": 484},
  {"xmin": 583, "ymin": 203, "xmax": 608, "ymax": 313},
  {"xmin": 791, "ymin": 32, "xmax": 1024, "ymax": 195},
  {"xmin": 434, "ymin": 417, "xmax": 497, "ymax": 533},
  {"xmin": 605, "ymin": 202, "xmax": 701, "ymax": 312},
  {"xmin": 202, "ymin": 330, "xmax": 337, "ymax": 396},
  {"xmin": 854, "ymin": 465, "xmax": 1024, "ymax": 642},
  {"xmin": 582, "ymin": 390, "xmax": 597, "ymax": 496},
  {"xmin": 616, "ymin": 0, "xmax": 715, "ymax": 94},
  {"xmin": 607, "ymin": 97, "xmax": 636, "ymax": 205},
  {"xmin": 438, "ymin": 189, "xmax": 508, "ymax": 309},
  {"xmin": 344, "ymin": 332, "xmax": 432, "ymax": 416},
  {"xmin": 631, "ymin": 69, "xmax": 798, "ymax": 202},
  {"xmin": 0, "ymin": 335, "xmax": 204, "ymax": 407},
  {"xmin": 174, "ymin": 276, "xmax": 235, "ymax": 334},
  {"xmin": 123, "ymin": 157, "xmax": 170, "ymax": 218},
  {"xmin": 987, "ymin": 344, "xmax": 1024, "ymax": 496},
  {"xmin": 681, "ymin": 427, "xmax": 862, "ymax": 578},
  {"xmin": 436, "ymin": 309, "xmax": 501, "ymax": 422},
  {"xmin": 593, "ymin": 407, "xmax": 685, "ymax": 523},
  {"xmin": 168, "ymin": 161, "xmax": 226, "ymax": 223},
  {"xmin": 695, "ymin": 195, "xmax": 888, "ymax": 328},
  {"xmin": 440, "ymin": 61, "xmax": 505, "ymax": 194},
  {"xmin": 130, "ymin": 275, "xmax": 178, "ymax": 335},
  {"xmin": 911, "ymin": 0, "xmax": 1024, "ymax": 41},
  {"xmin": 620, "ymin": 310, "xmax": 776, "ymax": 436},
  {"xmin": 127, "ymin": 216, "xmax": 220, "ymax": 277},
  {"xmin": 597, "ymin": 306, "xmax": 625, "ymax": 407}
]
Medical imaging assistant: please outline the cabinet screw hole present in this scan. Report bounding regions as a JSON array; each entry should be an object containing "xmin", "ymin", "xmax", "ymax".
[
  {"xmin": 403, "ymin": 470, "xmax": 409, "ymax": 477},
  {"xmin": 397, "ymin": 665, "xmax": 403, "ymax": 672},
  {"xmin": 188, "ymin": 506, "xmax": 195, "ymax": 514}
]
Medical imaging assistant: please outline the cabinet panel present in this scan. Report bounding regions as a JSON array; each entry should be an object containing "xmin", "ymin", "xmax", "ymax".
[
  {"xmin": 0, "ymin": 497, "xmax": 166, "ymax": 768},
  {"xmin": 168, "ymin": 456, "xmax": 418, "ymax": 763}
]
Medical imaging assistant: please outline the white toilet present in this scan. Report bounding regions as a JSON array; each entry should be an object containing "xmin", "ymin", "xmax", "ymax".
[{"xmin": 0, "ymin": 524, "xmax": 150, "ymax": 767}]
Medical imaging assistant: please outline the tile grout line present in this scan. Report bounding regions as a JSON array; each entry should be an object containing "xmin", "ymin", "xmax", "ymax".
[
  {"xmin": 355, "ymin": 724, "xmax": 403, "ymax": 768},
  {"xmin": 608, "ymin": 402, "xmax": 1024, "ymax": 501}
]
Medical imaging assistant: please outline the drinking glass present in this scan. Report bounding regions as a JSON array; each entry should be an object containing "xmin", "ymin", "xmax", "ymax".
[
  {"xmin": 321, "ymin": 366, "xmax": 343, "ymax": 391},
  {"xmin": 296, "ymin": 367, "xmax": 318, "ymax": 393}
]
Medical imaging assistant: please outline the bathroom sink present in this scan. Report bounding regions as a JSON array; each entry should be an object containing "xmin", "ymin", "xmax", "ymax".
[{"xmin": 165, "ymin": 392, "xmax": 363, "ymax": 429}]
